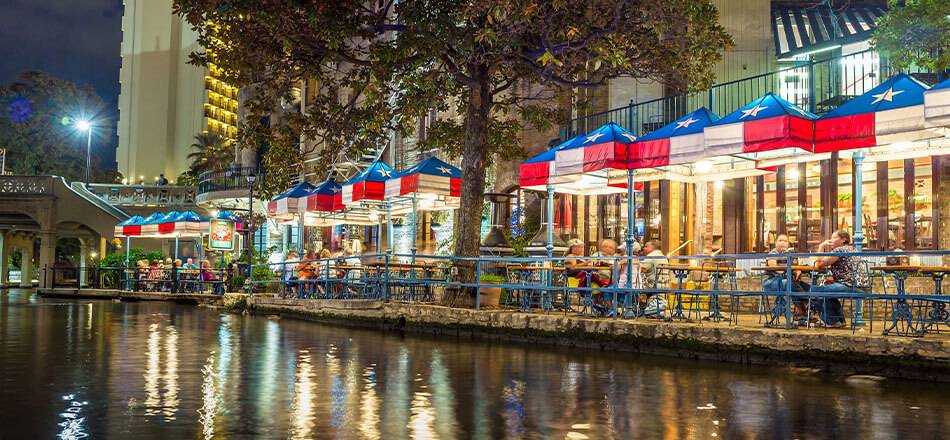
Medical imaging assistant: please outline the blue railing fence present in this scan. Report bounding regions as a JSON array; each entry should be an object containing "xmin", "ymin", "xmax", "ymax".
[{"xmin": 251, "ymin": 250, "xmax": 950, "ymax": 337}]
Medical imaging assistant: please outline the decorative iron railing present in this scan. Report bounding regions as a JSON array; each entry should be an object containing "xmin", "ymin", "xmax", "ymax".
[
  {"xmin": 562, "ymin": 50, "xmax": 939, "ymax": 138},
  {"xmin": 0, "ymin": 176, "xmax": 52, "ymax": 195},
  {"xmin": 85, "ymin": 183, "xmax": 197, "ymax": 208},
  {"xmin": 249, "ymin": 250, "xmax": 950, "ymax": 338},
  {"xmin": 196, "ymin": 166, "xmax": 262, "ymax": 196}
]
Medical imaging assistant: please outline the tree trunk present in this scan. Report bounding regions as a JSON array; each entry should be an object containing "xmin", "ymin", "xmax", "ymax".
[{"xmin": 453, "ymin": 67, "xmax": 492, "ymax": 287}]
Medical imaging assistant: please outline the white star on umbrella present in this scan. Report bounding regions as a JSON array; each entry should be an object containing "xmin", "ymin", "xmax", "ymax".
[
  {"xmin": 740, "ymin": 104, "xmax": 768, "ymax": 119},
  {"xmin": 376, "ymin": 169, "xmax": 392, "ymax": 178},
  {"xmin": 788, "ymin": 104, "xmax": 810, "ymax": 116},
  {"xmin": 585, "ymin": 132, "xmax": 605, "ymax": 144},
  {"xmin": 330, "ymin": 186, "xmax": 341, "ymax": 193},
  {"xmin": 436, "ymin": 166, "xmax": 452, "ymax": 174},
  {"xmin": 871, "ymin": 87, "xmax": 903, "ymax": 104},
  {"xmin": 620, "ymin": 132, "xmax": 637, "ymax": 142},
  {"xmin": 675, "ymin": 117, "xmax": 699, "ymax": 129}
]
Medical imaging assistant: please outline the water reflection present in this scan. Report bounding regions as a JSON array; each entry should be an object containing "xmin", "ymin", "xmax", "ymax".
[
  {"xmin": 2, "ymin": 291, "xmax": 950, "ymax": 439},
  {"xmin": 290, "ymin": 350, "xmax": 315, "ymax": 439}
]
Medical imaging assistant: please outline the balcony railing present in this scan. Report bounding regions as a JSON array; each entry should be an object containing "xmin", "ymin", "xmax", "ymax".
[
  {"xmin": 562, "ymin": 50, "xmax": 939, "ymax": 138},
  {"xmin": 197, "ymin": 166, "xmax": 262, "ymax": 197},
  {"xmin": 85, "ymin": 183, "xmax": 197, "ymax": 208}
]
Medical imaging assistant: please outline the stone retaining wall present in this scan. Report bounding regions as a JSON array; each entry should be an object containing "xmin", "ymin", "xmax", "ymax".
[{"xmin": 246, "ymin": 296, "xmax": 950, "ymax": 382}]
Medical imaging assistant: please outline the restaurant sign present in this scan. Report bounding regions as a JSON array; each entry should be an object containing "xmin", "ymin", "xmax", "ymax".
[{"xmin": 209, "ymin": 219, "xmax": 235, "ymax": 251}]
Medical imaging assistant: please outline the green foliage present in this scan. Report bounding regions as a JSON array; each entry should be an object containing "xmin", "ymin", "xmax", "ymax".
[
  {"xmin": 178, "ymin": 132, "xmax": 234, "ymax": 186},
  {"xmin": 874, "ymin": 0, "xmax": 950, "ymax": 73},
  {"xmin": 174, "ymin": 0, "xmax": 733, "ymax": 259},
  {"xmin": 0, "ymin": 71, "xmax": 114, "ymax": 182},
  {"xmin": 99, "ymin": 248, "xmax": 163, "ymax": 268},
  {"xmin": 478, "ymin": 273, "xmax": 506, "ymax": 283}
]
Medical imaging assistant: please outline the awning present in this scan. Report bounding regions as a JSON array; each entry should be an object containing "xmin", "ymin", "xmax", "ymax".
[{"xmin": 772, "ymin": 6, "xmax": 886, "ymax": 60}]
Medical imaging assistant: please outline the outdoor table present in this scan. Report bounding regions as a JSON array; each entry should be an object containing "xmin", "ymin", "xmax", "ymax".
[
  {"xmin": 666, "ymin": 264, "xmax": 742, "ymax": 322},
  {"xmin": 658, "ymin": 264, "xmax": 692, "ymax": 320},
  {"xmin": 367, "ymin": 262, "xmax": 435, "ymax": 302},
  {"xmin": 507, "ymin": 265, "xmax": 565, "ymax": 311},
  {"xmin": 564, "ymin": 265, "xmax": 615, "ymax": 317},
  {"xmin": 871, "ymin": 265, "xmax": 950, "ymax": 336},
  {"xmin": 750, "ymin": 265, "xmax": 823, "ymax": 327}
]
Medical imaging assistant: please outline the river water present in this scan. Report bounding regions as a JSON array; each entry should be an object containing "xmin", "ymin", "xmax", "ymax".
[{"xmin": 1, "ymin": 289, "xmax": 947, "ymax": 439}]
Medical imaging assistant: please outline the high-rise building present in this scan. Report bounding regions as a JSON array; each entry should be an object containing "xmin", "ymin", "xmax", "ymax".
[{"xmin": 116, "ymin": 0, "xmax": 237, "ymax": 184}]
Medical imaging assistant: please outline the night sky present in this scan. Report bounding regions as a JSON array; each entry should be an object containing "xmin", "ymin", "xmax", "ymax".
[{"xmin": 0, "ymin": 0, "xmax": 124, "ymax": 167}]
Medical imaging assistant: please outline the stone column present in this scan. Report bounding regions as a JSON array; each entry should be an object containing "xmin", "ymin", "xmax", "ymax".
[
  {"xmin": 0, "ymin": 231, "xmax": 8, "ymax": 286},
  {"xmin": 20, "ymin": 241, "xmax": 34, "ymax": 288},
  {"xmin": 38, "ymin": 231, "xmax": 55, "ymax": 289},
  {"xmin": 79, "ymin": 240, "xmax": 89, "ymax": 287}
]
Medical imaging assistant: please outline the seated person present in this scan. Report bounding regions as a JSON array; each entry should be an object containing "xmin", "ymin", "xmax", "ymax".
[
  {"xmin": 589, "ymin": 239, "xmax": 620, "ymax": 316},
  {"xmin": 638, "ymin": 240, "xmax": 668, "ymax": 289},
  {"xmin": 762, "ymin": 234, "xmax": 807, "ymax": 320},
  {"xmin": 811, "ymin": 230, "xmax": 867, "ymax": 327},
  {"xmin": 563, "ymin": 239, "xmax": 587, "ymax": 287},
  {"xmin": 183, "ymin": 258, "xmax": 198, "ymax": 270}
]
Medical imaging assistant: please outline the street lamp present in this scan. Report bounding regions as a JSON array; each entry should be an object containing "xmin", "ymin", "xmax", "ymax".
[
  {"xmin": 74, "ymin": 120, "xmax": 93, "ymax": 184},
  {"xmin": 246, "ymin": 172, "xmax": 258, "ymax": 258}
]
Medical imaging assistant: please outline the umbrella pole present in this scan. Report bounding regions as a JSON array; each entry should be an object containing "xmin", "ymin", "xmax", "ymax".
[
  {"xmin": 410, "ymin": 194, "xmax": 418, "ymax": 264},
  {"xmin": 386, "ymin": 203, "xmax": 394, "ymax": 255},
  {"xmin": 125, "ymin": 237, "xmax": 130, "ymax": 266},
  {"xmin": 297, "ymin": 214, "xmax": 305, "ymax": 255},
  {"xmin": 852, "ymin": 150, "xmax": 866, "ymax": 325},
  {"xmin": 545, "ymin": 183, "xmax": 555, "ymax": 258},
  {"xmin": 625, "ymin": 169, "xmax": 636, "ymax": 266}
]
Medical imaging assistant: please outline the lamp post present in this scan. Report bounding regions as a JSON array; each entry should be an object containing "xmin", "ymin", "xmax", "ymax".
[
  {"xmin": 75, "ymin": 120, "xmax": 93, "ymax": 184},
  {"xmin": 246, "ymin": 172, "xmax": 258, "ymax": 258}
]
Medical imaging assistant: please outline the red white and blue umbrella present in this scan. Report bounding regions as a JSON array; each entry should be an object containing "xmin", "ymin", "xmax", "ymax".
[
  {"xmin": 384, "ymin": 156, "xmax": 461, "ymax": 199},
  {"xmin": 305, "ymin": 179, "xmax": 345, "ymax": 212},
  {"xmin": 342, "ymin": 160, "xmax": 396, "ymax": 206},
  {"xmin": 815, "ymin": 73, "xmax": 935, "ymax": 153},
  {"xmin": 704, "ymin": 92, "xmax": 816, "ymax": 158},
  {"xmin": 140, "ymin": 211, "xmax": 175, "ymax": 236},
  {"xmin": 267, "ymin": 181, "xmax": 318, "ymax": 218},
  {"xmin": 114, "ymin": 215, "xmax": 145, "ymax": 237},
  {"xmin": 519, "ymin": 135, "xmax": 583, "ymax": 192},
  {"xmin": 924, "ymin": 77, "xmax": 950, "ymax": 130},
  {"xmin": 628, "ymin": 107, "xmax": 718, "ymax": 169},
  {"xmin": 157, "ymin": 210, "xmax": 207, "ymax": 236},
  {"xmin": 554, "ymin": 122, "xmax": 636, "ymax": 176}
]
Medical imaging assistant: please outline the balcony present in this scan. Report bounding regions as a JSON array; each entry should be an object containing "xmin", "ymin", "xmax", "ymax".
[
  {"xmin": 562, "ymin": 50, "xmax": 939, "ymax": 138},
  {"xmin": 196, "ymin": 166, "xmax": 262, "ymax": 204},
  {"xmin": 85, "ymin": 183, "xmax": 197, "ymax": 208}
]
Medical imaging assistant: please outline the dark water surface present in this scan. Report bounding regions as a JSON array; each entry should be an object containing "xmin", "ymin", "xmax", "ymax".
[{"xmin": 1, "ymin": 288, "xmax": 947, "ymax": 439}]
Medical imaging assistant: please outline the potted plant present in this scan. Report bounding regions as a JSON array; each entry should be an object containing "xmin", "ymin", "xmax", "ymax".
[{"xmin": 478, "ymin": 273, "xmax": 506, "ymax": 307}]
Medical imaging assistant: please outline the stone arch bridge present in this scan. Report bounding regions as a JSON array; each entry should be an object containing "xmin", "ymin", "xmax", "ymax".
[{"xmin": 0, "ymin": 176, "xmax": 127, "ymax": 288}]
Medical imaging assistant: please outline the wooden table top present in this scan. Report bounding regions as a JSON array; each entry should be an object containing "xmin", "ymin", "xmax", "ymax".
[
  {"xmin": 508, "ymin": 265, "xmax": 566, "ymax": 271},
  {"xmin": 871, "ymin": 265, "xmax": 950, "ymax": 273},
  {"xmin": 750, "ymin": 265, "xmax": 824, "ymax": 272},
  {"xmin": 658, "ymin": 264, "xmax": 742, "ymax": 272},
  {"xmin": 367, "ymin": 262, "xmax": 434, "ymax": 268}
]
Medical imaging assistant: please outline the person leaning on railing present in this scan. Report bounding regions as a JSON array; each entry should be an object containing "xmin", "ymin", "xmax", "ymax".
[
  {"xmin": 283, "ymin": 251, "xmax": 299, "ymax": 297},
  {"xmin": 811, "ymin": 230, "xmax": 868, "ymax": 327}
]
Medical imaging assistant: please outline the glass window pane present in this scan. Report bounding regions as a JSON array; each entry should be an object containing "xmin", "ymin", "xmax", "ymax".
[
  {"xmin": 785, "ymin": 166, "xmax": 801, "ymax": 249},
  {"xmin": 763, "ymin": 173, "xmax": 778, "ymax": 248},
  {"xmin": 805, "ymin": 162, "xmax": 822, "ymax": 250},
  {"xmin": 887, "ymin": 160, "xmax": 906, "ymax": 249},
  {"xmin": 913, "ymin": 158, "xmax": 934, "ymax": 249}
]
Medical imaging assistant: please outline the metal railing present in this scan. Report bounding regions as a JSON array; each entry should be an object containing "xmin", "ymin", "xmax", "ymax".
[
  {"xmin": 84, "ymin": 183, "xmax": 197, "ymax": 208},
  {"xmin": 197, "ymin": 166, "xmax": 263, "ymax": 196},
  {"xmin": 42, "ymin": 266, "xmax": 125, "ymax": 290},
  {"xmin": 42, "ymin": 266, "xmax": 233, "ymax": 294},
  {"xmin": 251, "ymin": 250, "xmax": 950, "ymax": 338},
  {"xmin": 563, "ymin": 50, "xmax": 939, "ymax": 138}
]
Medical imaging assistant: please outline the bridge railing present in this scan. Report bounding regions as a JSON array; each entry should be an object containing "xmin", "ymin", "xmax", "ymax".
[
  {"xmin": 251, "ymin": 250, "xmax": 950, "ymax": 337},
  {"xmin": 84, "ymin": 183, "xmax": 197, "ymax": 208}
]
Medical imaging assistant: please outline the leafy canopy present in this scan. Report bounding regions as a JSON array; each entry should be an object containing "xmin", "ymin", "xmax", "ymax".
[
  {"xmin": 873, "ymin": 0, "xmax": 950, "ymax": 73},
  {"xmin": 174, "ymin": 0, "xmax": 732, "ymax": 173}
]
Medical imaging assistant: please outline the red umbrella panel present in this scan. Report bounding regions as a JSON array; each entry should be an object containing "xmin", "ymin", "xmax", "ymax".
[{"xmin": 384, "ymin": 156, "xmax": 461, "ymax": 209}]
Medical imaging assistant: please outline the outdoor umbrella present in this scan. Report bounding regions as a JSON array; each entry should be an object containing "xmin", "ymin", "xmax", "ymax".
[
  {"xmin": 114, "ymin": 215, "xmax": 145, "ymax": 237},
  {"xmin": 383, "ymin": 156, "xmax": 461, "ymax": 258},
  {"xmin": 341, "ymin": 160, "xmax": 408, "ymax": 253},
  {"xmin": 925, "ymin": 77, "xmax": 950, "ymax": 131},
  {"xmin": 814, "ymin": 73, "xmax": 944, "ymax": 251},
  {"xmin": 519, "ymin": 135, "xmax": 584, "ymax": 192},
  {"xmin": 703, "ymin": 92, "xmax": 817, "ymax": 178},
  {"xmin": 267, "ymin": 181, "xmax": 319, "ymax": 221}
]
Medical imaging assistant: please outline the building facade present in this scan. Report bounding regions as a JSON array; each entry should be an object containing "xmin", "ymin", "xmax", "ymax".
[
  {"xmin": 494, "ymin": 0, "xmax": 950, "ymax": 257},
  {"xmin": 117, "ymin": 0, "xmax": 237, "ymax": 184}
]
